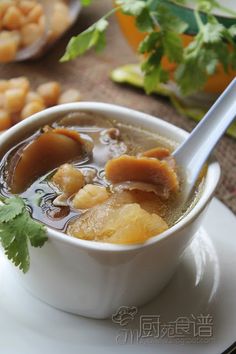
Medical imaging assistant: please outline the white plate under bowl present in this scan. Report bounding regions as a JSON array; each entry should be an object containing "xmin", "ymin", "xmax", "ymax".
[{"xmin": 0, "ymin": 198, "xmax": 235, "ymax": 354}]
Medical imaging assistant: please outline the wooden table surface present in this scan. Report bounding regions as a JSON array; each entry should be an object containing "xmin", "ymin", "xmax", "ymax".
[{"xmin": 0, "ymin": 0, "xmax": 235, "ymax": 214}]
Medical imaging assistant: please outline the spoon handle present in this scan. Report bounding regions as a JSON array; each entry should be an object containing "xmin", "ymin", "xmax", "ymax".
[{"xmin": 173, "ymin": 77, "xmax": 236, "ymax": 197}]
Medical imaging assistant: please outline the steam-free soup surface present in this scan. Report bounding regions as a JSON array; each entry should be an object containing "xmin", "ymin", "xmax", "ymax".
[{"xmin": 0, "ymin": 112, "xmax": 200, "ymax": 244}]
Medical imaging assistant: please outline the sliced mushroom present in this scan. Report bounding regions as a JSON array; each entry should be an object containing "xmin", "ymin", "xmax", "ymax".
[
  {"xmin": 141, "ymin": 147, "xmax": 171, "ymax": 159},
  {"xmin": 105, "ymin": 155, "xmax": 179, "ymax": 198},
  {"xmin": 141, "ymin": 147, "xmax": 176, "ymax": 171},
  {"xmin": 9, "ymin": 128, "xmax": 87, "ymax": 193}
]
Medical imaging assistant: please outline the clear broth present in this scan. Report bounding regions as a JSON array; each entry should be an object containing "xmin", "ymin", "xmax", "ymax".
[{"xmin": 0, "ymin": 112, "xmax": 203, "ymax": 233}]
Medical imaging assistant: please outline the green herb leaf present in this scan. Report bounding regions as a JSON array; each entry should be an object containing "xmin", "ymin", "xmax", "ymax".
[
  {"xmin": 60, "ymin": 19, "xmax": 108, "ymax": 62},
  {"xmin": 201, "ymin": 20, "xmax": 225, "ymax": 43},
  {"xmin": 197, "ymin": 0, "xmax": 214, "ymax": 13},
  {"xmin": 155, "ymin": 4, "xmax": 188, "ymax": 33},
  {"xmin": 228, "ymin": 24, "xmax": 236, "ymax": 38},
  {"xmin": 0, "ymin": 196, "xmax": 24, "ymax": 222},
  {"xmin": 25, "ymin": 214, "xmax": 48, "ymax": 248},
  {"xmin": 144, "ymin": 66, "xmax": 169, "ymax": 94},
  {"xmin": 116, "ymin": 0, "xmax": 146, "ymax": 16},
  {"xmin": 142, "ymin": 49, "xmax": 169, "ymax": 93},
  {"xmin": 163, "ymin": 31, "xmax": 183, "ymax": 63},
  {"xmin": 136, "ymin": 8, "xmax": 154, "ymax": 32},
  {"xmin": 229, "ymin": 50, "xmax": 236, "ymax": 70},
  {"xmin": 0, "ymin": 197, "xmax": 48, "ymax": 273},
  {"xmin": 139, "ymin": 32, "xmax": 162, "ymax": 53},
  {"xmin": 175, "ymin": 58, "xmax": 208, "ymax": 95}
]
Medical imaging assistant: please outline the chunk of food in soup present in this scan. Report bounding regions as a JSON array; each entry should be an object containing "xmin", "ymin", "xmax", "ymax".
[
  {"xmin": 8, "ymin": 128, "xmax": 87, "ymax": 193},
  {"xmin": 68, "ymin": 192, "xmax": 168, "ymax": 244},
  {"xmin": 0, "ymin": 112, "xmax": 197, "ymax": 244},
  {"xmin": 52, "ymin": 163, "xmax": 85, "ymax": 195},
  {"xmin": 105, "ymin": 155, "xmax": 179, "ymax": 198},
  {"xmin": 72, "ymin": 184, "xmax": 110, "ymax": 209}
]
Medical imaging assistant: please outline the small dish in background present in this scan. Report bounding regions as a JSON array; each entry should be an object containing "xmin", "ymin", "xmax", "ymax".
[{"xmin": 0, "ymin": 0, "xmax": 81, "ymax": 63}]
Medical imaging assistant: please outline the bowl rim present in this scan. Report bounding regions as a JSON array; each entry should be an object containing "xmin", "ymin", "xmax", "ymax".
[{"xmin": 0, "ymin": 102, "xmax": 221, "ymax": 253}]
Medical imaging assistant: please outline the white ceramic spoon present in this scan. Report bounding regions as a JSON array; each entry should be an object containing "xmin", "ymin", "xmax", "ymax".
[{"xmin": 173, "ymin": 77, "xmax": 236, "ymax": 202}]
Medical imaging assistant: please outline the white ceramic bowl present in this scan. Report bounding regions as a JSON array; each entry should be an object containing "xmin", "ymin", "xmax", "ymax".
[{"xmin": 0, "ymin": 102, "xmax": 221, "ymax": 319}]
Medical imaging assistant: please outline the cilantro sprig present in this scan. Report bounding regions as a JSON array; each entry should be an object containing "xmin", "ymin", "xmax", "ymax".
[
  {"xmin": 0, "ymin": 197, "xmax": 48, "ymax": 273},
  {"xmin": 61, "ymin": 0, "xmax": 236, "ymax": 96}
]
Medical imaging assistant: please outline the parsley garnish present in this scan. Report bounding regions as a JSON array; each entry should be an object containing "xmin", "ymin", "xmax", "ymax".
[
  {"xmin": 0, "ymin": 197, "xmax": 48, "ymax": 273},
  {"xmin": 61, "ymin": 0, "xmax": 236, "ymax": 96}
]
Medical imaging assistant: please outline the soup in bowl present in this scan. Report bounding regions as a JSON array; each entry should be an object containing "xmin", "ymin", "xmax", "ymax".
[{"xmin": 0, "ymin": 102, "xmax": 220, "ymax": 318}]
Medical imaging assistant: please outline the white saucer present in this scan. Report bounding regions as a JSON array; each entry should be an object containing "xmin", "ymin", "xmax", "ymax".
[{"xmin": 0, "ymin": 198, "xmax": 235, "ymax": 354}]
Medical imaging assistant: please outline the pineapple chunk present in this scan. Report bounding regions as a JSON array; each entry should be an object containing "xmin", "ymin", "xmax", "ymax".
[{"xmin": 105, "ymin": 155, "xmax": 179, "ymax": 197}]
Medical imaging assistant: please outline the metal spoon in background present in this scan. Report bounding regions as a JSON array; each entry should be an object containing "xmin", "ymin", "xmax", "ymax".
[
  {"xmin": 173, "ymin": 77, "xmax": 236, "ymax": 203},
  {"xmin": 16, "ymin": 0, "xmax": 81, "ymax": 61}
]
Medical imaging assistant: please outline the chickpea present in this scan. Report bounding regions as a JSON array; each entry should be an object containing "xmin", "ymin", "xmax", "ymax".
[
  {"xmin": 2, "ymin": 5, "xmax": 24, "ymax": 30},
  {"xmin": 9, "ymin": 77, "xmax": 30, "ymax": 94},
  {"xmin": 21, "ymin": 100, "xmax": 45, "ymax": 119},
  {"xmin": 72, "ymin": 184, "xmax": 110, "ymax": 209},
  {"xmin": 21, "ymin": 23, "xmax": 42, "ymax": 47},
  {"xmin": 50, "ymin": 2, "xmax": 70, "ymax": 39},
  {"xmin": 58, "ymin": 89, "xmax": 81, "ymax": 104},
  {"xmin": 0, "ymin": 32, "xmax": 18, "ymax": 62},
  {"xmin": 25, "ymin": 91, "xmax": 44, "ymax": 105},
  {"xmin": 0, "ymin": 75, "xmax": 81, "ymax": 131},
  {"xmin": 0, "ymin": 1, "xmax": 12, "ymax": 16},
  {"xmin": 8, "ymin": 30, "xmax": 21, "ymax": 47},
  {"xmin": 27, "ymin": 3, "xmax": 43, "ymax": 23},
  {"xmin": 4, "ymin": 88, "xmax": 26, "ymax": 113},
  {"xmin": 37, "ymin": 81, "xmax": 61, "ymax": 106},
  {"xmin": 0, "ymin": 110, "xmax": 11, "ymax": 131},
  {"xmin": 18, "ymin": 0, "xmax": 37, "ymax": 15},
  {"xmin": 0, "ymin": 29, "xmax": 21, "ymax": 44},
  {"xmin": 38, "ymin": 14, "xmax": 45, "ymax": 32},
  {"xmin": 52, "ymin": 164, "xmax": 85, "ymax": 195}
]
